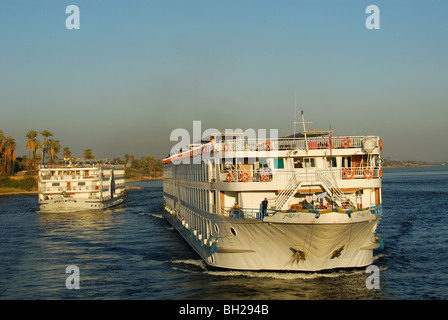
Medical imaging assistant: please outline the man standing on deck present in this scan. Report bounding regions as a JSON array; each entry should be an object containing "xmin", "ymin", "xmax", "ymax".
[{"xmin": 261, "ymin": 198, "xmax": 268, "ymax": 217}]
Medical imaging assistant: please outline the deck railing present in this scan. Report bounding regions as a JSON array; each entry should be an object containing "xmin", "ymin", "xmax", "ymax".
[
  {"xmin": 164, "ymin": 136, "xmax": 380, "ymax": 164},
  {"xmin": 219, "ymin": 167, "xmax": 381, "ymax": 183},
  {"xmin": 219, "ymin": 204, "xmax": 383, "ymax": 220}
]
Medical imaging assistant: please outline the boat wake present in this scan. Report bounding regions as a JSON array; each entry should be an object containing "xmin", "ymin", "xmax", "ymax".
[
  {"xmin": 168, "ymin": 257, "xmax": 387, "ymax": 281},
  {"xmin": 139, "ymin": 212, "xmax": 165, "ymax": 219},
  {"xmin": 169, "ymin": 259, "xmax": 208, "ymax": 272}
]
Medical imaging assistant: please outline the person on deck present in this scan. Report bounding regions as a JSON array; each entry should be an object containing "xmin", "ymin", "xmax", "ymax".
[{"xmin": 261, "ymin": 198, "xmax": 269, "ymax": 217}]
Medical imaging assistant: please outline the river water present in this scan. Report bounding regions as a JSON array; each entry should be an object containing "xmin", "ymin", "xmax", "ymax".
[{"xmin": 0, "ymin": 166, "xmax": 447, "ymax": 301}]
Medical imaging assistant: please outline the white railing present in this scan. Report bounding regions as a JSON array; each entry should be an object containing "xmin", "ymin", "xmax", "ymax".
[
  {"xmin": 40, "ymin": 175, "xmax": 101, "ymax": 181},
  {"xmin": 39, "ymin": 186, "xmax": 102, "ymax": 192},
  {"xmin": 219, "ymin": 167, "xmax": 381, "ymax": 183},
  {"xmin": 39, "ymin": 164, "xmax": 124, "ymax": 169},
  {"xmin": 164, "ymin": 136, "xmax": 380, "ymax": 164}
]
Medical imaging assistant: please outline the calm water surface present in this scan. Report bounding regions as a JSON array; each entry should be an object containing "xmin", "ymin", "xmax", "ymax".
[{"xmin": 1, "ymin": 166, "xmax": 447, "ymax": 300}]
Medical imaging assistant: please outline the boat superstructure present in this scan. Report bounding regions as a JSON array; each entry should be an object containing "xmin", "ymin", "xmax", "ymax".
[
  {"xmin": 162, "ymin": 118, "xmax": 383, "ymax": 271},
  {"xmin": 38, "ymin": 160, "xmax": 126, "ymax": 212}
]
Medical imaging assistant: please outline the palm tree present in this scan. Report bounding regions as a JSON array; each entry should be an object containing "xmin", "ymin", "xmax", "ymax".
[
  {"xmin": 0, "ymin": 130, "xmax": 4, "ymax": 151},
  {"xmin": 25, "ymin": 130, "xmax": 39, "ymax": 172},
  {"xmin": 41, "ymin": 130, "xmax": 53, "ymax": 164},
  {"xmin": 0, "ymin": 130, "xmax": 4, "ymax": 174},
  {"xmin": 83, "ymin": 148, "xmax": 94, "ymax": 160},
  {"xmin": 62, "ymin": 147, "xmax": 72, "ymax": 161},
  {"xmin": 47, "ymin": 139, "xmax": 61, "ymax": 164},
  {"xmin": 1, "ymin": 136, "xmax": 16, "ymax": 175}
]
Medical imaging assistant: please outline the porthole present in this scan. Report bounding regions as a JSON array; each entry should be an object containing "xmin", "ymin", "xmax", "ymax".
[
  {"xmin": 214, "ymin": 224, "xmax": 219, "ymax": 234},
  {"xmin": 230, "ymin": 227, "xmax": 237, "ymax": 236}
]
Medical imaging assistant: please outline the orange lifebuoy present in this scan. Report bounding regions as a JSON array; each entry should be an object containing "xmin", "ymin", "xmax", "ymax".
[
  {"xmin": 364, "ymin": 169, "xmax": 373, "ymax": 179},
  {"xmin": 379, "ymin": 139, "xmax": 383, "ymax": 151},
  {"xmin": 341, "ymin": 138, "xmax": 351, "ymax": 148},
  {"xmin": 224, "ymin": 142, "xmax": 230, "ymax": 152},
  {"xmin": 344, "ymin": 169, "xmax": 354, "ymax": 179},
  {"xmin": 379, "ymin": 169, "xmax": 383, "ymax": 178},
  {"xmin": 260, "ymin": 173, "xmax": 270, "ymax": 182},
  {"xmin": 240, "ymin": 172, "xmax": 250, "ymax": 182},
  {"xmin": 263, "ymin": 141, "xmax": 271, "ymax": 151},
  {"xmin": 226, "ymin": 173, "xmax": 232, "ymax": 182}
]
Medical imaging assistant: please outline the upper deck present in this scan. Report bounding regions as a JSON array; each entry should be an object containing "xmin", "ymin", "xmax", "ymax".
[{"xmin": 163, "ymin": 135, "xmax": 382, "ymax": 165}]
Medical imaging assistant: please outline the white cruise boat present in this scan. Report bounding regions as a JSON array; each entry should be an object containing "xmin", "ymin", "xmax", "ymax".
[
  {"xmin": 162, "ymin": 117, "xmax": 383, "ymax": 271},
  {"xmin": 38, "ymin": 160, "xmax": 126, "ymax": 212}
]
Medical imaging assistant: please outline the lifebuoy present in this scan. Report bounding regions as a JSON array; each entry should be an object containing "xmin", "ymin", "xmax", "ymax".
[
  {"xmin": 224, "ymin": 142, "xmax": 230, "ymax": 152},
  {"xmin": 226, "ymin": 173, "xmax": 232, "ymax": 182},
  {"xmin": 364, "ymin": 169, "xmax": 373, "ymax": 179},
  {"xmin": 263, "ymin": 141, "xmax": 271, "ymax": 151},
  {"xmin": 341, "ymin": 138, "xmax": 351, "ymax": 148},
  {"xmin": 344, "ymin": 169, "xmax": 354, "ymax": 179},
  {"xmin": 240, "ymin": 172, "xmax": 250, "ymax": 182},
  {"xmin": 379, "ymin": 139, "xmax": 383, "ymax": 151},
  {"xmin": 260, "ymin": 173, "xmax": 270, "ymax": 182},
  {"xmin": 379, "ymin": 169, "xmax": 383, "ymax": 178}
]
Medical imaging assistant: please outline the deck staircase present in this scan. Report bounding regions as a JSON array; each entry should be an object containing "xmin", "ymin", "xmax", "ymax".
[
  {"xmin": 271, "ymin": 169, "xmax": 355, "ymax": 210},
  {"xmin": 316, "ymin": 170, "xmax": 355, "ymax": 207},
  {"xmin": 271, "ymin": 173, "xmax": 302, "ymax": 210}
]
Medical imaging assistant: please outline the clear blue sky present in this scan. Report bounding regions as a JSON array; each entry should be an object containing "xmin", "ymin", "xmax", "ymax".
[{"xmin": 1, "ymin": 0, "xmax": 447, "ymax": 162}]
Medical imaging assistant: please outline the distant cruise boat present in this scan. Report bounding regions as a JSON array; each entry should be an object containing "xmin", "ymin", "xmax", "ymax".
[
  {"xmin": 162, "ymin": 113, "xmax": 383, "ymax": 271},
  {"xmin": 38, "ymin": 160, "xmax": 126, "ymax": 212}
]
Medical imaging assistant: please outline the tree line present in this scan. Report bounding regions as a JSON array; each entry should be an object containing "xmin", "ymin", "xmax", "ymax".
[{"xmin": 0, "ymin": 129, "xmax": 162, "ymax": 176}]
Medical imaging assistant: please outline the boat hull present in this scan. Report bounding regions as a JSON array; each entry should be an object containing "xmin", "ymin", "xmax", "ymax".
[
  {"xmin": 39, "ymin": 195, "xmax": 125, "ymax": 212},
  {"xmin": 163, "ymin": 205, "xmax": 381, "ymax": 271}
]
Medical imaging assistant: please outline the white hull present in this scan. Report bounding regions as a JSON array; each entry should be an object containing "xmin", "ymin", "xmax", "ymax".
[
  {"xmin": 163, "ymin": 205, "xmax": 381, "ymax": 271},
  {"xmin": 39, "ymin": 195, "xmax": 125, "ymax": 212}
]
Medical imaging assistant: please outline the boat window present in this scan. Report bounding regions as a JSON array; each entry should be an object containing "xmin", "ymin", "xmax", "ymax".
[
  {"xmin": 274, "ymin": 158, "xmax": 284, "ymax": 169},
  {"xmin": 78, "ymin": 182, "xmax": 85, "ymax": 186},
  {"xmin": 342, "ymin": 156, "xmax": 352, "ymax": 168},
  {"xmin": 52, "ymin": 183, "xmax": 60, "ymax": 186},
  {"xmin": 294, "ymin": 158, "xmax": 304, "ymax": 168},
  {"xmin": 327, "ymin": 156, "xmax": 337, "ymax": 167},
  {"xmin": 303, "ymin": 158, "xmax": 315, "ymax": 168}
]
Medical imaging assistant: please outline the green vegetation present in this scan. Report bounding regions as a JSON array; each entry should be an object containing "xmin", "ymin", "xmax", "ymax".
[
  {"xmin": 112, "ymin": 154, "xmax": 163, "ymax": 181},
  {"xmin": 1, "ymin": 128, "xmax": 164, "ymax": 193},
  {"xmin": 0, "ymin": 176, "xmax": 37, "ymax": 193},
  {"xmin": 382, "ymin": 158, "xmax": 433, "ymax": 167}
]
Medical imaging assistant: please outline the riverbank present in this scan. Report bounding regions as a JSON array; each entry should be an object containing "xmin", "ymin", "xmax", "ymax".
[{"xmin": 0, "ymin": 175, "xmax": 38, "ymax": 196}]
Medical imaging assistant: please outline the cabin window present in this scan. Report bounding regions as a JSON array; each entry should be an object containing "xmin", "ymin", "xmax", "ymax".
[
  {"xmin": 342, "ymin": 156, "xmax": 352, "ymax": 168},
  {"xmin": 52, "ymin": 183, "xmax": 60, "ymax": 186},
  {"xmin": 274, "ymin": 158, "xmax": 284, "ymax": 169},
  {"xmin": 327, "ymin": 157, "xmax": 337, "ymax": 167},
  {"xmin": 78, "ymin": 182, "xmax": 85, "ymax": 186},
  {"xmin": 303, "ymin": 158, "xmax": 315, "ymax": 168}
]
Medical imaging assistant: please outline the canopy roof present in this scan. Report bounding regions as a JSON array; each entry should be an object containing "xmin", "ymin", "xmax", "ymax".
[{"xmin": 283, "ymin": 129, "xmax": 333, "ymax": 139}]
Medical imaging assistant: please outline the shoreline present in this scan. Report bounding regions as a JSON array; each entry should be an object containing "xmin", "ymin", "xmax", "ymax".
[{"xmin": 0, "ymin": 190, "xmax": 38, "ymax": 196}]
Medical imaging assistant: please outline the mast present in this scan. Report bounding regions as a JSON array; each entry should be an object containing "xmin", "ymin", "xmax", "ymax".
[{"xmin": 295, "ymin": 110, "xmax": 311, "ymax": 151}]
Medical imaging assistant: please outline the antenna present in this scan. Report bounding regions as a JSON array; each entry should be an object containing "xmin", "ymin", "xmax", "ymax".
[
  {"xmin": 294, "ymin": 110, "xmax": 312, "ymax": 150},
  {"xmin": 294, "ymin": 92, "xmax": 297, "ymax": 139}
]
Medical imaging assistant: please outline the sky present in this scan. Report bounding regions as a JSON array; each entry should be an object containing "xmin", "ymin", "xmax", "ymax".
[{"xmin": 1, "ymin": 0, "xmax": 447, "ymax": 162}]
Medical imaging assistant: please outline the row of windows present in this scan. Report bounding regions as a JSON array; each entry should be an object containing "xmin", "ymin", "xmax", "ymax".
[
  {"xmin": 164, "ymin": 163, "xmax": 210, "ymax": 182},
  {"xmin": 180, "ymin": 205, "xmax": 212, "ymax": 240},
  {"xmin": 163, "ymin": 181, "xmax": 210, "ymax": 213}
]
